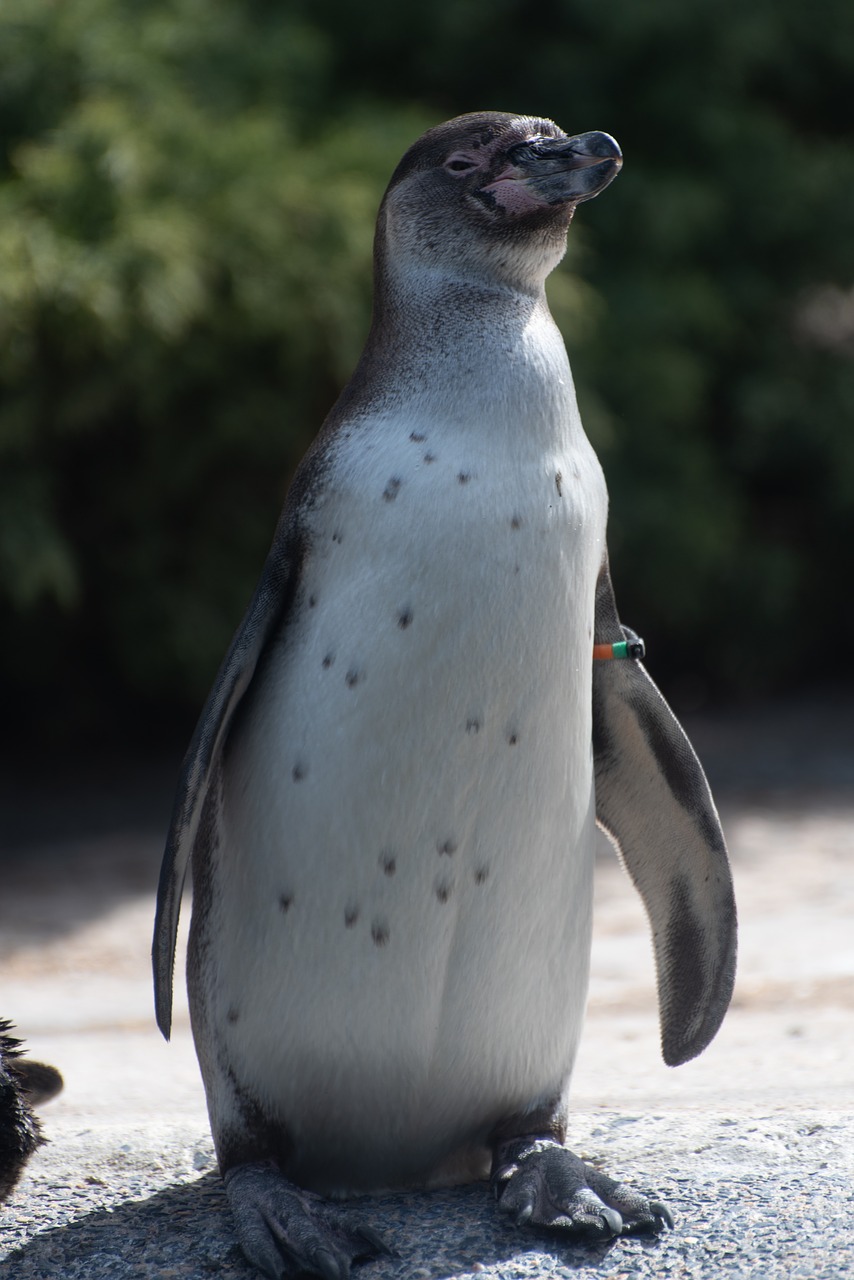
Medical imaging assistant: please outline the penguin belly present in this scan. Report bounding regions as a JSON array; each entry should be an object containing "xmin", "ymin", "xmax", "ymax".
[{"xmin": 189, "ymin": 413, "xmax": 608, "ymax": 1193}]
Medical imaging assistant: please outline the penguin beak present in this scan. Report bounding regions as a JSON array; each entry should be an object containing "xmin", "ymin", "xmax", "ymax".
[{"xmin": 485, "ymin": 131, "xmax": 623, "ymax": 207}]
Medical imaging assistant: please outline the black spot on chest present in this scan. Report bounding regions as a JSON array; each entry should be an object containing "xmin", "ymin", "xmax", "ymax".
[
  {"xmin": 383, "ymin": 477, "xmax": 402, "ymax": 502},
  {"xmin": 434, "ymin": 877, "xmax": 454, "ymax": 904},
  {"xmin": 371, "ymin": 920, "xmax": 390, "ymax": 947}
]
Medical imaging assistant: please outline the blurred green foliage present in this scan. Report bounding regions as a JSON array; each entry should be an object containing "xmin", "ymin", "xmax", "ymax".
[{"xmin": 1, "ymin": 0, "xmax": 853, "ymax": 745}]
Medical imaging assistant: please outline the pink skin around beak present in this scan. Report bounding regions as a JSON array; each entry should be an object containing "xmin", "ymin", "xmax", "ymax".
[
  {"xmin": 479, "ymin": 167, "xmax": 563, "ymax": 214},
  {"xmin": 478, "ymin": 167, "xmax": 563, "ymax": 212}
]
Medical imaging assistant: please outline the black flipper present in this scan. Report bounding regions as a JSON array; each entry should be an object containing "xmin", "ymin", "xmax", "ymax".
[
  {"xmin": 152, "ymin": 522, "xmax": 301, "ymax": 1039},
  {"xmin": 592, "ymin": 556, "xmax": 737, "ymax": 1066}
]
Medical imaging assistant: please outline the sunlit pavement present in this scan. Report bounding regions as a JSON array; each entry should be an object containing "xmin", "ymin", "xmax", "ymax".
[{"xmin": 2, "ymin": 697, "xmax": 852, "ymax": 1278}]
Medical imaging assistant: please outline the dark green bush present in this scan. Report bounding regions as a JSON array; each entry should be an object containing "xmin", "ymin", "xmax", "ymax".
[
  {"xmin": 2, "ymin": 0, "xmax": 852, "ymax": 745},
  {"xmin": 292, "ymin": 0, "xmax": 854, "ymax": 698},
  {"xmin": 0, "ymin": 0, "xmax": 428, "ymax": 740}
]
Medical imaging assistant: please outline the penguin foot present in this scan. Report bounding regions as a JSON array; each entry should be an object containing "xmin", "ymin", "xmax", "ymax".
[
  {"xmin": 491, "ymin": 1138, "xmax": 673, "ymax": 1239},
  {"xmin": 224, "ymin": 1161, "xmax": 394, "ymax": 1280}
]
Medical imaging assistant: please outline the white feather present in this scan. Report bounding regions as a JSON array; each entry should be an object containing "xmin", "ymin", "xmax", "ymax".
[{"xmin": 193, "ymin": 294, "xmax": 608, "ymax": 1191}]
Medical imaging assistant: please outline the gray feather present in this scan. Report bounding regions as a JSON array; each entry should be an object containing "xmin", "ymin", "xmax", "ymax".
[{"xmin": 592, "ymin": 558, "xmax": 737, "ymax": 1066}]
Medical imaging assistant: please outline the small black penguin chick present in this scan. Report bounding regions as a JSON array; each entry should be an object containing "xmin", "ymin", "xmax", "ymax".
[{"xmin": 0, "ymin": 1019, "xmax": 63, "ymax": 1204}]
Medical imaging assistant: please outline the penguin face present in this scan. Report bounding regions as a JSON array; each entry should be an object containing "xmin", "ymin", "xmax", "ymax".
[{"xmin": 378, "ymin": 112, "xmax": 622, "ymax": 293}]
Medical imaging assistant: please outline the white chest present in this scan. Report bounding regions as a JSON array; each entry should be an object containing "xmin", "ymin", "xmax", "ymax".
[{"xmin": 199, "ymin": 312, "xmax": 609, "ymax": 1188}]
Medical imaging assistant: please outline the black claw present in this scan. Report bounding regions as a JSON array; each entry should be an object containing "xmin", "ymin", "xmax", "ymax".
[
  {"xmin": 314, "ymin": 1247, "xmax": 346, "ymax": 1280},
  {"xmin": 599, "ymin": 1206, "xmax": 623, "ymax": 1238},
  {"xmin": 514, "ymin": 1202, "xmax": 534, "ymax": 1227},
  {"xmin": 649, "ymin": 1200, "xmax": 675, "ymax": 1230},
  {"xmin": 356, "ymin": 1224, "xmax": 396, "ymax": 1258}
]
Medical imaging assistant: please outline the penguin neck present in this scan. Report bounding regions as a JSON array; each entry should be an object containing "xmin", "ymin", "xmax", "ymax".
[
  {"xmin": 334, "ymin": 264, "xmax": 581, "ymax": 448},
  {"xmin": 378, "ymin": 262, "xmax": 546, "ymax": 335}
]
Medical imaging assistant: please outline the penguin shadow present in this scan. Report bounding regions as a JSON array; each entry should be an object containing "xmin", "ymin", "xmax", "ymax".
[
  {"xmin": 1, "ymin": 1175, "xmax": 666, "ymax": 1279},
  {"xmin": 2, "ymin": 1174, "xmax": 251, "ymax": 1279},
  {"xmin": 362, "ymin": 1181, "xmax": 661, "ymax": 1279}
]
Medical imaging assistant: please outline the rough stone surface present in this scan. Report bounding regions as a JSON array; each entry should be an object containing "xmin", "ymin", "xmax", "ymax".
[{"xmin": 1, "ymin": 694, "xmax": 852, "ymax": 1278}]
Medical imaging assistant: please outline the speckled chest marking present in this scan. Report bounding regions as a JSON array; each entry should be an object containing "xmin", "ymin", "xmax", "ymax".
[{"xmin": 191, "ymin": 303, "xmax": 608, "ymax": 1191}]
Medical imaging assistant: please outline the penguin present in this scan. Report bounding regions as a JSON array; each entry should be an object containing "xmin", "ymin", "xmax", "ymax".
[
  {"xmin": 154, "ymin": 111, "xmax": 736, "ymax": 1280},
  {"xmin": 0, "ymin": 1020, "xmax": 63, "ymax": 1204}
]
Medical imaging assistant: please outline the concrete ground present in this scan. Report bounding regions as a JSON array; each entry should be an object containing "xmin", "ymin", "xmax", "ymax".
[{"xmin": 0, "ymin": 694, "xmax": 852, "ymax": 1278}]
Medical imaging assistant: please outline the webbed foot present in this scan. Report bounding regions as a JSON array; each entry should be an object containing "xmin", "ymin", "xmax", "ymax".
[
  {"xmin": 492, "ymin": 1138, "xmax": 673, "ymax": 1239},
  {"xmin": 225, "ymin": 1161, "xmax": 393, "ymax": 1279}
]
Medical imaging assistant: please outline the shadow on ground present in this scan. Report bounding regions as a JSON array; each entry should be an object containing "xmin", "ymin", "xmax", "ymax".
[{"xmin": 0, "ymin": 1174, "xmax": 662, "ymax": 1280}]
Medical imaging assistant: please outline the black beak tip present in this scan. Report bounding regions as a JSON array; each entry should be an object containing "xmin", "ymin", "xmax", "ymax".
[{"xmin": 570, "ymin": 131, "xmax": 623, "ymax": 165}]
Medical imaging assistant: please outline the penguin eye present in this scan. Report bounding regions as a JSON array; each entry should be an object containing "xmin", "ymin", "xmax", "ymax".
[{"xmin": 444, "ymin": 154, "xmax": 479, "ymax": 176}]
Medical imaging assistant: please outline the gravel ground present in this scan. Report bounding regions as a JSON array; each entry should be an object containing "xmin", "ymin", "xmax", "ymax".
[{"xmin": 1, "ymin": 694, "xmax": 852, "ymax": 1278}]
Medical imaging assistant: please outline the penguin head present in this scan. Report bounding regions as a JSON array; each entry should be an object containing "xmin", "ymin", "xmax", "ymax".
[{"xmin": 377, "ymin": 112, "xmax": 622, "ymax": 295}]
